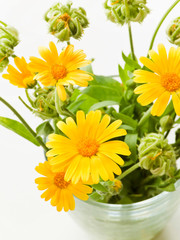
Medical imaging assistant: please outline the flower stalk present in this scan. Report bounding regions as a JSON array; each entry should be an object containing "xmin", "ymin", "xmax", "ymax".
[
  {"xmin": 149, "ymin": 0, "xmax": 180, "ymax": 51},
  {"xmin": 117, "ymin": 162, "xmax": 140, "ymax": 181},
  {"xmin": 0, "ymin": 96, "xmax": 48, "ymax": 152},
  {"xmin": 128, "ymin": 22, "xmax": 136, "ymax": 60}
]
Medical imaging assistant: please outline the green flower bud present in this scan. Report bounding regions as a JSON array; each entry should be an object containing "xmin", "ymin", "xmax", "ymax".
[
  {"xmin": 160, "ymin": 115, "xmax": 174, "ymax": 133},
  {"xmin": 166, "ymin": 17, "xmax": 180, "ymax": 46},
  {"xmin": 138, "ymin": 133, "xmax": 176, "ymax": 177},
  {"xmin": 0, "ymin": 21, "xmax": 19, "ymax": 72},
  {"xmin": 104, "ymin": 0, "xmax": 150, "ymax": 25},
  {"xmin": 44, "ymin": 2, "xmax": 89, "ymax": 42},
  {"xmin": 27, "ymin": 86, "xmax": 59, "ymax": 120}
]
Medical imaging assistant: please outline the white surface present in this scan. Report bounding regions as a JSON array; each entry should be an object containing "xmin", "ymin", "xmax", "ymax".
[{"xmin": 0, "ymin": 0, "xmax": 180, "ymax": 239}]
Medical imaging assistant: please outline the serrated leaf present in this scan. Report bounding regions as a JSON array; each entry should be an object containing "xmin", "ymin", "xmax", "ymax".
[
  {"xmin": 36, "ymin": 121, "xmax": 54, "ymax": 138},
  {"xmin": 89, "ymin": 100, "xmax": 119, "ymax": 111},
  {"xmin": 92, "ymin": 183, "xmax": 108, "ymax": 192},
  {"xmin": 0, "ymin": 116, "xmax": 40, "ymax": 146}
]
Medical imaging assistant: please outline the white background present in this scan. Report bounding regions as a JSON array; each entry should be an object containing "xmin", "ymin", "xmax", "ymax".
[{"xmin": 1, "ymin": 0, "xmax": 180, "ymax": 239}]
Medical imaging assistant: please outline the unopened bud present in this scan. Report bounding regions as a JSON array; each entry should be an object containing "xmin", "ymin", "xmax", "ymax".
[
  {"xmin": 166, "ymin": 17, "xmax": 180, "ymax": 46},
  {"xmin": 44, "ymin": 2, "xmax": 89, "ymax": 42},
  {"xmin": 28, "ymin": 86, "xmax": 59, "ymax": 120},
  {"xmin": 160, "ymin": 115, "xmax": 174, "ymax": 133}
]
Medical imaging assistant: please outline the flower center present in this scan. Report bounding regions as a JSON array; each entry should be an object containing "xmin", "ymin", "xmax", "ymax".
[
  {"xmin": 54, "ymin": 172, "xmax": 70, "ymax": 189},
  {"xmin": 59, "ymin": 13, "xmax": 71, "ymax": 23},
  {"xmin": 51, "ymin": 64, "xmax": 67, "ymax": 81},
  {"xmin": 77, "ymin": 138, "xmax": 99, "ymax": 157},
  {"xmin": 161, "ymin": 73, "xmax": 180, "ymax": 92}
]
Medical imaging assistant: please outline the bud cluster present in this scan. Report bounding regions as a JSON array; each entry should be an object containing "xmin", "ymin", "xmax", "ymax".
[
  {"xmin": 104, "ymin": 0, "xmax": 150, "ymax": 25},
  {"xmin": 166, "ymin": 17, "xmax": 180, "ymax": 46},
  {"xmin": 44, "ymin": 2, "xmax": 89, "ymax": 42},
  {"xmin": 0, "ymin": 21, "xmax": 19, "ymax": 72},
  {"xmin": 27, "ymin": 86, "xmax": 59, "ymax": 120},
  {"xmin": 138, "ymin": 133, "xmax": 176, "ymax": 177}
]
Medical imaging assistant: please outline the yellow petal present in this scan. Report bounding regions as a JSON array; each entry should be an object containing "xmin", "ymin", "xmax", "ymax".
[
  {"xmin": 151, "ymin": 91, "xmax": 171, "ymax": 116},
  {"xmin": 172, "ymin": 92, "xmax": 180, "ymax": 116},
  {"xmin": 140, "ymin": 57, "xmax": 161, "ymax": 75},
  {"xmin": 56, "ymin": 85, "xmax": 67, "ymax": 101}
]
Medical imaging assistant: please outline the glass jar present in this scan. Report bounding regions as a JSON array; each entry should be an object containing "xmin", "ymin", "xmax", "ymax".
[{"xmin": 70, "ymin": 181, "xmax": 180, "ymax": 240}]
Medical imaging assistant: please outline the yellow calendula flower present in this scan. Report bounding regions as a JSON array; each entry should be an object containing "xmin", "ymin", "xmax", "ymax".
[
  {"xmin": 134, "ymin": 44, "xmax": 180, "ymax": 116},
  {"xmin": 2, "ymin": 57, "xmax": 36, "ymax": 88},
  {"xmin": 29, "ymin": 42, "xmax": 93, "ymax": 101},
  {"xmin": 46, "ymin": 110, "xmax": 131, "ymax": 184},
  {"xmin": 35, "ymin": 161, "xmax": 92, "ymax": 212}
]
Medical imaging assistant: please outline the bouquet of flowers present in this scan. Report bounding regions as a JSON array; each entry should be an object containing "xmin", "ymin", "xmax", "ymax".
[{"xmin": 1, "ymin": 0, "xmax": 180, "ymax": 215}]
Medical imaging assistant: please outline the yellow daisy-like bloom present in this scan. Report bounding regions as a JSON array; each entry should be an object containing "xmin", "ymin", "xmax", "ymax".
[
  {"xmin": 46, "ymin": 110, "xmax": 131, "ymax": 184},
  {"xmin": 35, "ymin": 161, "xmax": 92, "ymax": 212},
  {"xmin": 29, "ymin": 42, "xmax": 93, "ymax": 101},
  {"xmin": 2, "ymin": 57, "xmax": 36, "ymax": 88},
  {"xmin": 134, "ymin": 44, "xmax": 180, "ymax": 116}
]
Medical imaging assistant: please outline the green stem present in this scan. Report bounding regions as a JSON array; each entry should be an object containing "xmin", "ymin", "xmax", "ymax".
[
  {"xmin": 149, "ymin": 0, "xmax": 180, "ymax": 51},
  {"xmin": 164, "ymin": 112, "xmax": 177, "ymax": 138},
  {"xmin": 19, "ymin": 96, "xmax": 33, "ymax": 112},
  {"xmin": 117, "ymin": 162, "xmax": 140, "ymax": 181},
  {"xmin": 0, "ymin": 96, "xmax": 48, "ymax": 152},
  {"xmin": 128, "ymin": 22, "xmax": 136, "ymax": 61}
]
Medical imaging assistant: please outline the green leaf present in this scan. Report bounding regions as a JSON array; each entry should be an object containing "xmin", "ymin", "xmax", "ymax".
[
  {"xmin": 121, "ymin": 105, "xmax": 135, "ymax": 116},
  {"xmin": 89, "ymin": 100, "xmax": 119, "ymax": 111},
  {"xmin": 36, "ymin": 121, "xmax": 54, "ymax": 138},
  {"xmin": 83, "ymin": 75, "xmax": 123, "ymax": 102},
  {"xmin": 118, "ymin": 64, "xmax": 129, "ymax": 86},
  {"xmin": 0, "ymin": 116, "xmax": 40, "ymax": 146},
  {"xmin": 67, "ymin": 99, "xmax": 86, "ymax": 113},
  {"xmin": 68, "ymin": 94, "xmax": 98, "ymax": 113},
  {"xmin": 122, "ymin": 159, "xmax": 134, "ymax": 167},
  {"xmin": 92, "ymin": 183, "xmax": 108, "ymax": 192},
  {"xmin": 159, "ymin": 183, "xmax": 176, "ymax": 192},
  {"xmin": 120, "ymin": 125, "xmax": 135, "ymax": 131},
  {"xmin": 122, "ymin": 52, "xmax": 141, "ymax": 70},
  {"xmin": 89, "ymin": 192, "xmax": 102, "ymax": 201},
  {"xmin": 125, "ymin": 133, "xmax": 138, "ymax": 161},
  {"xmin": 112, "ymin": 111, "xmax": 137, "ymax": 129},
  {"xmin": 175, "ymin": 118, "xmax": 180, "ymax": 124},
  {"xmin": 81, "ymin": 63, "xmax": 94, "ymax": 74}
]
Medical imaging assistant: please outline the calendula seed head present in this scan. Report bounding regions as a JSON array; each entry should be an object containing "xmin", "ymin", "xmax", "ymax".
[
  {"xmin": 0, "ymin": 21, "xmax": 19, "ymax": 72},
  {"xmin": 166, "ymin": 17, "xmax": 180, "ymax": 46},
  {"xmin": 138, "ymin": 133, "xmax": 176, "ymax": 177},
  {"xmin": 104, "ymin": 0, "xmax": 150, "ymax": 25},
  {"xmin": 44, "ymin": 2, "xmax": 89, "ymax": 42}
]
